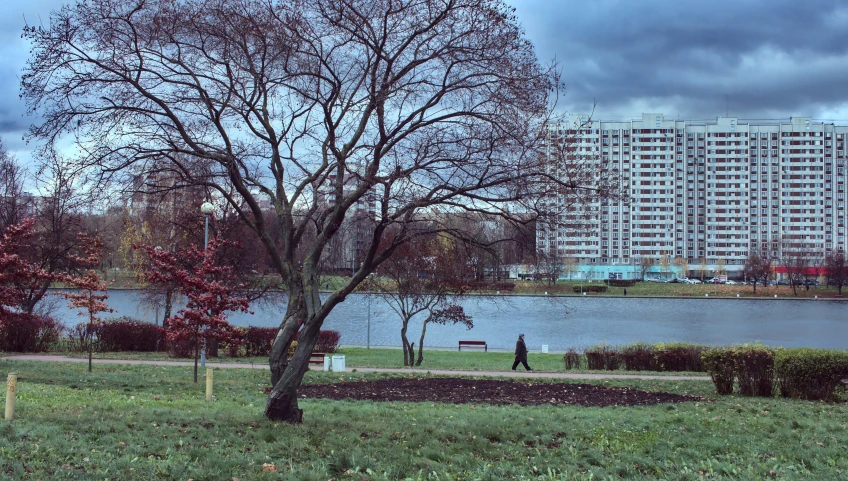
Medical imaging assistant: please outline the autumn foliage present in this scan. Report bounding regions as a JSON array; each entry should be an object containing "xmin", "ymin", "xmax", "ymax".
[
  {"xmin": 0, "ymin": 218, "xmax": 52, "ymax": 312},
  {"xmin": 134, "ymin": 238, "xmax": 250, "ymax": 373}
]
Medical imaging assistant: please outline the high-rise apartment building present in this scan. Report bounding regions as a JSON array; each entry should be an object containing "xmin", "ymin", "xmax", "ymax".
[{"xmin": 538, "ymin": 114, "xmax": 848, "ymax": 279}]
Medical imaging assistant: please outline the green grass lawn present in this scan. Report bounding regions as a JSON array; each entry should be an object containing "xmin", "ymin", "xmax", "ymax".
[
  {"xmin": 59, "ymin": 348, "xmax": 707, "ymax": 377},
  {"xmin": 0, "ymin": 360, "xmax": 845, "ymax": 480}
]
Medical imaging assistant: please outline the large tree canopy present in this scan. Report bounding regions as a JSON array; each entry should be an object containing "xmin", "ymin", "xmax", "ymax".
[{"xmin": 23, "ymin": 0, "xmax": 616, "ymax": 422}]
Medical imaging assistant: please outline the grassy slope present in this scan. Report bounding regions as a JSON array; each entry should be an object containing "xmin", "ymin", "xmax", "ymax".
[{"xmin": 1, "ymin": 360, "xmax": 845, "ymax": 480}]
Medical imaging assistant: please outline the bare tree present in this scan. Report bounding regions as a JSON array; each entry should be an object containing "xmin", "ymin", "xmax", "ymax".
[
  {"xmin": 639, "ymin": 257, "xmax": 653, "ymax": 281},
  {"xmin": 535, "ymin": 248, "xmax": 564, "ymax": 287},
  {"xmin": 0, "ymin": 139, "xmax": 30, "ymax": 233},
  {"xmin": 780, "ymin": 239, "xmax": 810, "ymax": 296},
  {"xmin": 674, "ymin": 256, "xmax": 689, "ymax": 280},
  {"xmin": 824, "ymin": 249, "xmax": 848, "ymax": 295},
  {"xmin": 23, "ymin": 0, "xmax": 619, "ymax": 422},
  {"xmin": 743, "ymin": 251, "xmax": 772, "ymax": 295},
  {"xmin": 14, "ymin": 157, "xmax": 90, "ymax": 314},
  {"xmin": 366, "ymin": 234, "xmax": 471, "ymax": 366}
]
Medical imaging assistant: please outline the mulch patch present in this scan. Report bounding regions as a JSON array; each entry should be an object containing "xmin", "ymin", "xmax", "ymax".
[{"xmin": 299, "ymin": 377, "xmax": 702, "ymax": 407}]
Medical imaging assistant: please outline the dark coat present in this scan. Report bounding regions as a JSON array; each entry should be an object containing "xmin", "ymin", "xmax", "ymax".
[{"xmin": 514, "ymin": 338, "xmax": 528, "ymax": 362}]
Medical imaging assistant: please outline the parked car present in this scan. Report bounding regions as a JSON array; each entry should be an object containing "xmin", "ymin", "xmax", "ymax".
[
  {"xmin": 725, "ymin": 280, "xmax": 738, "ymax": 285},
  {"xmin": 685, "ymin": 278, "xmax": 702, "ymax": 284}
]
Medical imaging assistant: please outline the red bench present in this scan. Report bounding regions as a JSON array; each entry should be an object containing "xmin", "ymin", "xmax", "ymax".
[
  {"xmin": 458, "ymin": 340, "xmax": 487, "ymax": 352},
  {"xmin": 289, "ymin": 352, "xmax": 326, "ymax": 365}
]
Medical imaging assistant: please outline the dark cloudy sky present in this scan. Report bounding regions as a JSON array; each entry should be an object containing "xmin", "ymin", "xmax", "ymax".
[{"xmin": 2, "ymin": 0, "xmax": 848, "ymax": 167}]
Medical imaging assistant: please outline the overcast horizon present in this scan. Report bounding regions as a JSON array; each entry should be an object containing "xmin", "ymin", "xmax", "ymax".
[{"xmin": 3, "ymin": 0, "xmax": 848, "ymax": 170}]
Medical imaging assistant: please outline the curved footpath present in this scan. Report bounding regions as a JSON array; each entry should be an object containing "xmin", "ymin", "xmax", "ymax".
[{"xmin": 1, "ymin": 354, "xmax": 710, "ymax": 381}]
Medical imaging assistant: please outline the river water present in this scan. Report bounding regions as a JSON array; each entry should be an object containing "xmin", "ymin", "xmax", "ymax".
[{"xmin": 48, "ymin": 290, "xmax": 848, "ymax": 351}]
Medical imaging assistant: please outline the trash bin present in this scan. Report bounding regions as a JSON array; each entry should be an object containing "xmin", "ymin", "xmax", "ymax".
[
  {"xmin": 541, "ymin": 345, "xmax": 549, "ymax": 353},
  {"xmin": 323, "ymin": 355, "xmax": 331, "ymax": 371},
  {"xmin": 331, "ymin": 355, "xmax": 346, "ymax": 372}
]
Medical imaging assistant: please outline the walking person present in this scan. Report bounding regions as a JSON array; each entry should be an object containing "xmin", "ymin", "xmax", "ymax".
[{"xmin": 511, "ymin": 334, "xmax": 532, "ymax": 371}]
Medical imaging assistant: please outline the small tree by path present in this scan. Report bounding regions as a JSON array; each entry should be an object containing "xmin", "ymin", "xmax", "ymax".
[
  {"xmin": 825, "ymin": 249, "xmax": 848, "ymax": 294},
  {"xmin": 743, "ymin": 252, "xmax": 772, "ymax": 295},
  {"xmin": 135, "ymin": 238, "xmax": 250, "ymax": 382},
  {"xmin": 366, "ymin": 235, "xmax": 473, "ymax": 366},
  {"xmin": 60, "ymin": 234, "xmax": 114, "ymax": 372}
]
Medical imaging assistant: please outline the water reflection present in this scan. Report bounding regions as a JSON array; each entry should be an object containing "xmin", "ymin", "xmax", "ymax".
[{"xmin": 50, "ymin": 290, "xmax": 848, "ymax": 350}]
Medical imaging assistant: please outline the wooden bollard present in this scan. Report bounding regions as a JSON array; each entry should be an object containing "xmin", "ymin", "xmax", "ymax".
[
  {"xmin": 5, "ymin": 373, "xmax": 17, "ymax": 421},
  {"xmin": 205, "ymin": 369, "xmax": 213, "ymax": 401}
]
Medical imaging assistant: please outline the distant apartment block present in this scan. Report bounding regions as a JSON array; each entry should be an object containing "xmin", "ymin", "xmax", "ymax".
[{"xmin": 538, "ymin": 114, "xmax": 848, "ymax": 278}]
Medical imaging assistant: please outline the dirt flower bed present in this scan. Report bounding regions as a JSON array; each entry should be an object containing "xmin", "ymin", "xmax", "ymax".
[{"xmin": 299, "ymin": 377, "xmax": 702, "ymax": 407}]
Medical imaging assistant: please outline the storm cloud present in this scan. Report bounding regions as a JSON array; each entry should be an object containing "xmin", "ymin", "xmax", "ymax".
[
  {"xmin": 1, "ymin": 0, "xmax": 848, "ymax": 167},
  {"xmin": 512, "ymin": 0, "xmax": 848, "ymax": 120}
]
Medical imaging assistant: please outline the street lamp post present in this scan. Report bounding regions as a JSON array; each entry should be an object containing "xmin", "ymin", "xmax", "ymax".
[
  {"xmin": 200, "ymin": 202, "xmax": 214, "ymax": 368},
  {"xmin": 367, "ymin": 295, "xmax": 371, "ymax": 349}
]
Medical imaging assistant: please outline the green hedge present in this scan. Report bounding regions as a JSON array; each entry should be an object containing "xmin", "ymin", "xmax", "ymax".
[
  {"xmin": 701, "ymin": 347, "xmax": 735, "ymax": 395},
  {"xmin": 732, "ymin": 345, "xmax": 775, "ymax": 397},
  {"xmin": 572, "ymin": 285, "xmax": 608, "ymax": 293},
  {"xmin": 701, "ymin": 345, "xmax": 848, "ymax": 399},
  {"xmin": 775, "ymin": 348, "xmax": 848, "ymax": 400}
]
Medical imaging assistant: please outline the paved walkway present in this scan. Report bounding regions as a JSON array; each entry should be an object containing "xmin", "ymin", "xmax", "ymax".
[{"xmin": 1, "ymin": 354, "xmax": 710, "ymax": 381}]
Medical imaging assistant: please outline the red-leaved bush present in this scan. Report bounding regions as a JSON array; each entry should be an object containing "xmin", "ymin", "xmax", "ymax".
[
  {"xmin": 134, "ymin": 238, "xmax": 250, "ymax": 372},
  {"xmin": 242, "ymin": 327, "xmax": 341, "ymax": 356},
  {"xmin": 244, "ymin": 327, "xmax": 277, "ymax": 356},
  {"xmin": 96, "ymin": 317, "xmax": 165, "ymax": 352},
  {"xmin": 312, "ymin": 330, "xmax": 341, "ymax": 353},
  {"xmin": 0, "ymin": 312, "xmax": 63, "ymax": 352}
]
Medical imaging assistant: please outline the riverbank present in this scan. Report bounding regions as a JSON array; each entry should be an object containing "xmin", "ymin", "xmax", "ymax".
[{"xmin": 64, "ymin": 274, "xmax": 848, "ymax": 299}]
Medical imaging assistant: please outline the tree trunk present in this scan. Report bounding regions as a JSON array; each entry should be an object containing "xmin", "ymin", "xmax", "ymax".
[
  {"xmin": 753, "ymin": 282, "xmax": 757, "ymax": 295},
  {"xmin": 400, "ymin": 321, "xmax": 412, "ymax": 367},
  {"xmin": 193, "ymin": 328, "xmax": 199, "ymax": 383},
  {"xmin": 265, "ymin": 315, "xmax": 324, "ymax": 423},
  {"xmin": 163, "ymin": 289, "xmax": 173, "ymax": 321},
  {"xmin": 87, "ymin": 320, "xmax": 93, "ymax": 372},
  {"xmin": 269, "ymin": 313, "xmax": 301, "ymax": 386},
  {"xmin": 416, "ymin": 320, "xmax": 429, "ymax": 366}
]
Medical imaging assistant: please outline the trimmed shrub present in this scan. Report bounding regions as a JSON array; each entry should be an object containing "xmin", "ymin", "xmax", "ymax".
[
  {"xmin": 702, "ymin": 348, "xmax": 735, "ymax": 395},
  {"xmin": 96, "ymin": 317, "xmax": 164, "ymax": 352},
  {"xmin": 775, "ymin": 348, "xmax": 848, "ymax": 400},
  {"xmin": 732, "ymin": 345, "xmax": 775, "ymax": 397},
  {"xmin": 66, "ymin": 324, "xmax": 90, "ymax": 353},
  {"xmin": 605, "ymin": 279, "xmax": 638, "ymax": 287},
  {"xmin": 0, "ymin": 312, "xmax": 63, "ymax": 352},
  {"xmin": 654, "ymin": 343, "xmax": 705, "ymax": 372},
  {"xmin": 166, "ymin": 335, "xmax": 195, "ymax": 358},
  {"xmin": 621, "ymin": 343, "xmax": 655, "ymax": 371},
  {"xmin": 245, "ymin": 327, "xmax": 277, "ymax": 356},
  {"xmin": 572, "ymin": 285, "xmax": 608, "ymax": 293},
  {"xmin": 224, "ymin": 327, "xmax": 248, "ymax": 357},
  {"xmin": 314, "ymin": 330, "xmax": 341, "ymax": 353},
  {"xmin": 585, "ymin": 344, "xmax": 619, "ymax": 370},
  {"xmin": 244, "ymin": 327, "xmax": 341, "ymax": 356},
  {"xmin": 563, "ymin": 349, "xmax": 581, "ymax": 370}
]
